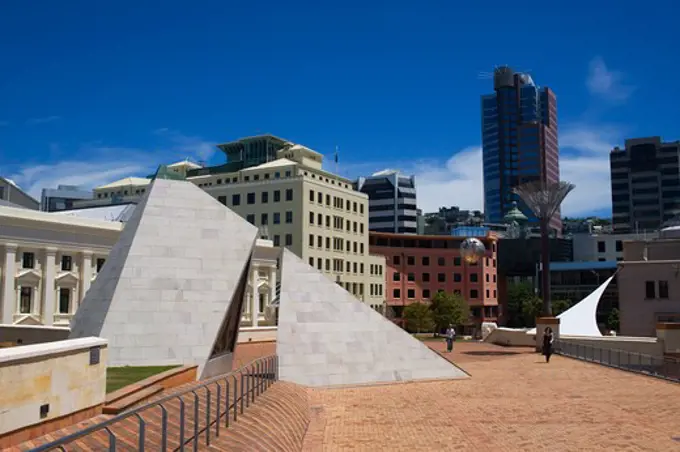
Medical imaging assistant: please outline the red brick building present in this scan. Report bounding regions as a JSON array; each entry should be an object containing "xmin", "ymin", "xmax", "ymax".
[{"xmin": 368, "ymin": 232, "xmax": 499, "ymax": 330}]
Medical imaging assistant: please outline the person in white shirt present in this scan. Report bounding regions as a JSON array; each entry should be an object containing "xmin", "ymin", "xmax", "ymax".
[{"xmin": 445, "ymin": 324, "xmax": 456, "ymax": 353}]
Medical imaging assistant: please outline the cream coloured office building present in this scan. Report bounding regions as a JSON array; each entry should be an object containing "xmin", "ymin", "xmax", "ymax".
[{"xmin": 187, "ymin": 143, "xmax": 386, "ymax": 308}]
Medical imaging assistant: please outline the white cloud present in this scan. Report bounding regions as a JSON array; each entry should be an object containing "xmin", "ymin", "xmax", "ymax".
[
  {"xmin": 26, "ymin": 116, "xmax": 61, "ymax": 125},
  {"xmin": 153, "ymin": 128, "xmax": 216, "ymax": 161},
  {"xmin": 586, "ymin": 56, "xmax": 634, "ymax": 103}
]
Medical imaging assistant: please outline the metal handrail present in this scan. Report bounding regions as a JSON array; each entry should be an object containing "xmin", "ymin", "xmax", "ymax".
[
  {"xmin": 555, "ymin": 339, "xmax": 679, "ymax": 383},
  {"xmin": 30, "ymin": 354, "xmax": 279, "ymax": 452}
]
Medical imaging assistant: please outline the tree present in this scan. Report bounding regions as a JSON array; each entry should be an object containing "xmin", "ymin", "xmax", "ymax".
[
  {"xmin": 520, "ymin": 295, "xmax": 543, "ymax": 327},
  {"xmin": 403, "ymin": 302, "xmax": 434, "ymax": 334},
  {"xmin": 607, "ymin": 308, "xmax": 620, "ymax": 332},
  {"xmin": 552, "ymin": 299, "xmax": 572, "ymax": 316},
  {"xmin": 429, "ymin": 291, "xmax": 469, "ymax": 334},
  {"xmin": 506, "ymin": 282, "xmax": 536, "ymax": 327}
]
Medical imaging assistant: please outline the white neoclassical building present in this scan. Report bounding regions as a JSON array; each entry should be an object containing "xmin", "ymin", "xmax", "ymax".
[{"xmin": 0, "ymin": 204, "xmax": 281, "ymax": 341}]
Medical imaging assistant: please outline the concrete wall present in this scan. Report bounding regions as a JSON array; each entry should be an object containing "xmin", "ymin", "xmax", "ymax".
[
  {"xmin": 238, "ymin": 326, "xmax": 277, "ymax": 343},
  {"xmin": 485, "ymin": 327, "xmax": 536, "ymax": 347},
  {"xmin": 0, "ymin": 325, "xmax": 70, "ymax": 346},
  {"xmin": 559, "ymin": 335, "xmax": 663, "ymax": 357},
  {"xmin": 0, "ymin": 337, "xmax": 107, "ymax": 439}
]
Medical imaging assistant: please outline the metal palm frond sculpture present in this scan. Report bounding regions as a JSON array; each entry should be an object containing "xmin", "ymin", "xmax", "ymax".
[{"xmin": 513, "ymin": 181, "xmax": 575, "ymax": 221}]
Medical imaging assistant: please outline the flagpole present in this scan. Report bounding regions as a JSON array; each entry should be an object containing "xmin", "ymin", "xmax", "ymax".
[{"xmin": 335, "ymin": 146, "xmax": 339, "ymax": 176}]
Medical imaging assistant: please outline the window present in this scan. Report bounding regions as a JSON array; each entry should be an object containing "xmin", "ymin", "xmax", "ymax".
[
  {"xmin": 393, "ymin": 272, "xmax": 400, "ymax": 281},
  {"xmin": 438, "ymin": 273, "xmax": 445, "ymax": 282},
  {"xmin": 614, "ymin": 240, "xmax": 623, "ymax": 252},
  {"xmin": 486, "ymin": 274, "xmax": 489, "ymax": 282},
  {"xmin": 285, "ymin": 170, "xmax": 291, "ymax": 177},
  {"xmin": 96, "ymin": 258, "xmax": 106, "ymax": 272},
  {"xmin": 253, "ymin": 174, "xmax": 259, "ymax": 181},
  {"xmin": 261, "ymin": 192, "xmax": 269, "ymax": 203},
  {"xmin": 309, "ymin": 190, "xmax": 315, "ymax": 201},
  {"xmin": 285, "ymin": 234, "xmax": 293, "ymax": 246},
  {"xmin": 309, "ymin": 212, "xmax": 314, "ymax": 224},
  {"xmin": 393, "ymin": 288, "xmax": 401, "ymax": 298},
  {"xmin": 422, "ymin": 273, "xmax": 430, "ymax": 282},
  {"xmin": 453, "ymin": 273, "xmax": 462, "ymax": 282},
  {"xmin": 317, "ymin": 192, "xmax": 322, "ymax": 203},
  {"xmin": 470, "ymin": 273, "xmax": 478, "ymax": 282},
  {"xmin": 22, "ymin": 252, "xmax": 34, "ymax": 269},
  {"xmin": 19, "ymin": 287, "xmax": 32, "ymax": 313},
  {"xmin": 247, "ymin": 193, "xmax": 255, "ymax": 204},
  {"xmin": 246, "ymin": 214, "xmax": 255, "ymax": 225},
  {"xmin": 261, "ymin": 213, "xmax": 268, "ymax": 225},
  {"xmin": 486, "ymin": 289, "xmax": 490, "ymax": 299},
  {"xmin": 273, "ymin": 235, "xmax": 280, "ymax": 246},
  {"xmin": 422, "ymin": 257, "xmax": 430, "ymax": 266},
  {"xmin": 659, "ymin": 280, "xmax": 669, "ymax": 299},
  {"xmin": 275, "ymin": 172, "xmax": 280, "ymax": 179},
  {"xmin": 423, "ymin": 289, "xmax": 431, "ymax": 299},
  {"xmin": 326, "ymin": 194, "xmax": 331, "ymax": 205},
  {"xmin": 437, "ymin": 257, "xmax": 445, "ymax": 266},
  {"xmin": 58, "ymin": 288, "xmax": 71, "ymax": 314},
  {"xmin": 454, "ymin": 257, "xmax": 461, "ymax": 266},
  {"xmin": 407, "ymin": 273, "xmax": 415, "ymax": 282},
  {"xmin": 309, "ymin": 235, "xmax": 314, "ymax": 247},
  {"xmin": 273, "ymin": 213, "xmax": 281, "ymax": 224},
  {"xmin": 285, "ymin": 189, "xmax": 293, "ymax": 201},
  {"xmin": 407, "ymin": 289, "xmax": 415, "ymax": 299},
  {"xmin": 360, "ymin": 204, "xmax": 364, "ymax": 214},
  {"xmin": 597, "ymin": 241, "xmax": 606, "ymax": 253},
  {"xmin": 317, "ymin": 258, "xmax": 322, "ymax": 270},
  {"xmin": 273, "ymin": 190, "xmax": 281, "ymax": 202},
  {"xmin": 218, "ymin": 195, "xmax": 227, "ymax": 205},
  {"xmin": 645, "ymin": 280, "xmax": 656, "ymax": 299},
  {"xmin": 285, "ymin": 211, "xmax": 293, "ymax": 223},
  {"xmin": 393, "ymin": 255, "xmax": 401, "ymax": 265},
  {"xmin": 407, "ymin": 256, "xmax": 415, "ymax": 265},
  {"xmin": 470, "ymin": 289, "xmax": 479, "ymax": 299},
  {"xmin": 61, "ymin": 255, "xmax": 72, "ymax": 271},
  {"xmin": 232, "ymin": 194, "xmax": 241, "ymax": 206}
]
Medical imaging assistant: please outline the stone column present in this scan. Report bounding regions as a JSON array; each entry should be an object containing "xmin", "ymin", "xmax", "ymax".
[
  {"xmin": 1, "ymin": 243, "xmax": 17, "ymax": 324},
  {"xmin": 42, "ymin": 247, "xmax": 57, "ymax": 326},
  {"xmin": 250, "ymin": 265, "xmax": 258, "ymax": 327},
  {"xmin": 269, "ymin": 265, "xmax": 277, "ymax": 306},
  {"xmin": 80, "ymin": 251, "xmax": 93, "ymax": 303},
  {"xmin": 535, "ymin": 317, "xmax": 560, "ymax": 352}
]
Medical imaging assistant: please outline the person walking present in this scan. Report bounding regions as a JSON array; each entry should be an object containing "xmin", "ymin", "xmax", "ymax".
[
  {"xmin": 542, "ymin": 327, "xmax": 554, "ymax": 363},
  {"xmin": 445, "ymin": 324, "xmax": 456, "ymax": 353}
]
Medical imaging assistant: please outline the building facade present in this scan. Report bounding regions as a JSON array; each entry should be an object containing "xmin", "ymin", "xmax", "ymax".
[
  {"xmin": 354, "ymin": 170, "xmax": 418, "ymax": 234},
  {"xmin": 481, "ymin": 66, "xmax": 561, "ymax": 234},
  {"xmin": 0, "ymin": 177, "xmax": 39, "ymax": 210},
  {"xmin": 610, "ymin": 137, "xmax": 680, "ymax": 233},
  {"xmin": 40, "ymin": 185, "xmax": 93, "ymax": 212},
  {"xmin": 368, "ymin": 232, "xmax": 499, "ymax": 330},
  {"xmin": 572, "ymin": 231, "xmax": 659, "ymax": 262},
  {"xmin": 618, "ymin": 234, "xmax": 680, "ymax": 336}
]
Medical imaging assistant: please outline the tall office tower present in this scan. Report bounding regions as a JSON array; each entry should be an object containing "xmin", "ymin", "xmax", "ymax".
[
  {"xmin": 481, "ymin": 66, "xmax": 561, "ymax": 234},
  {"xmin": 354, "ymin": 170, "xmax": 418, "ymax": 234},
  {"xmin": 610, "ymin": 137, "xmax": 680, "ymax": 233}
]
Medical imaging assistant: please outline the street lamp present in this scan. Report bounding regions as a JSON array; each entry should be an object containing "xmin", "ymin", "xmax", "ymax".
[{"xmin": 513, "ymin": 180, "xmax": 575, "ymax": 316}]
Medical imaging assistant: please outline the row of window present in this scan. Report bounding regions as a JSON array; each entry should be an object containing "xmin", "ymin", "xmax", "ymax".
[
  {"xmin": 307, "ymin": 234, "xmax": 365, "ymax": 255},
  {"xmin": 393, "ymin": 271, "xmax": 496, "ymax": 284},
  {"xmin": 308, "ymin": 190, "xmax": 365, "ymax": 215},
  {"xmin": 391, "ymin": 287, "xmax": 496, "ymax": 300},
  {"xmin": 96, "ymin": 188, "xmax": 147, "ymax": 199},
  {"xmin": 309, "ymin": 212, "xmax": 365, "ymax": 234},
  {"xmin": 20, "ymin": 252, "xmax": 106, "ymax": 273},
  {"xmin": 245, "ymin": 211, "xmax": 293, "ymax": 226},
  {"xmin": 369, "ymin": 283, "xmax": 383, "ymax": 297},
  {"xmin": 307, "ymin": 256, "xmax": 366, "ymax": 275},
  {"xmin": 597, "ymin": 240, "xmax": 624, "ymax": 253},
  {"xmin": 17, "ymin": 286, "xmax": 74, "ymax": 315},
  {"xmin": 269, "ymin": 234, "xmax": 293, "ymax": 247},
  {"xmin": 218, "ymin": 188, "xmax": 295, "ymax": 207},
  {"xmin": 196, "ymin": 170, "xmax": 295, "ymax": 188},
  {"xmin": 392, "ymin": 255, "xmax": 495, "ymax": 268}
]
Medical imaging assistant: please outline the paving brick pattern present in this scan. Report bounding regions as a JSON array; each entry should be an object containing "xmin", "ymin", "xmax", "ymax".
[{"xmin": 303, "ymin": 341, "xmax": 680, "ymax": 451}]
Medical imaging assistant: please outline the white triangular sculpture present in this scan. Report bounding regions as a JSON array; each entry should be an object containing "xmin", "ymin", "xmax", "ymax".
[
  {"xmin": 69, "ymin": 178, "xmax": 258, "ymax": 379},
  {"xmin": 527, "ymin": 275, "xmax": 615, "ymax": 337},
  {"xmin": 276, "ymin": 249, "xmax": 468, "ymax": 387}
]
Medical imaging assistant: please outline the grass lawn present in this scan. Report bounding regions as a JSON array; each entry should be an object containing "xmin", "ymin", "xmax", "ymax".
[{"xmin": 106, "ymin": 365, "xmax": 179, "ymax": 393}]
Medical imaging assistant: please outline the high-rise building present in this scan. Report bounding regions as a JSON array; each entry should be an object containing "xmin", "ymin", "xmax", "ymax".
[
  {"xmin": 610, "ymin": 137, "xmax": 680, "ymax": 233},
  {"xmin": 481, "ymin": 66, "xmax": 561, "ymax": 234},
  {"xmin": 354, "ymin": 170, "xmax": 417, "ymax": 234}
]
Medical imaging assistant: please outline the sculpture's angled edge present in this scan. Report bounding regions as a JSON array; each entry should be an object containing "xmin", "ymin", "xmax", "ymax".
[
  {"xmin": 276, "ymin": 249, "xmax": 468, "ymax": 387},
  {"xmin": 69, "ymin": 178, "xmax": 258, "ymax": 379}
]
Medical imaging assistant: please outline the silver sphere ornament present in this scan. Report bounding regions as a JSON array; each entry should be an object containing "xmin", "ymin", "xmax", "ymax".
[{"xmin": 460, "ymin": 237, "xmax": 486, "ymax": 264}]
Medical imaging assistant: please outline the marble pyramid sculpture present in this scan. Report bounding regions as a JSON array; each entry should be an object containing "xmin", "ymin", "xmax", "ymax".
[
  {"xmin": 276, "ymin": 249, "xmax": 468, "ymax": 387},
  {"xmin": 69, "ymin": 177, "xmax": 258, "ymax": 379}
]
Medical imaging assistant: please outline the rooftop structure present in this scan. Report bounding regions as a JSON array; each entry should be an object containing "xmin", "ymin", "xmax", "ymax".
[{"xmin": 0, "ymin": 177, "xmax": 39, "ymax": 210}]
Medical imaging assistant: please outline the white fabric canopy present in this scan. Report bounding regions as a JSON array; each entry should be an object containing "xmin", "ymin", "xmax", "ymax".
[{"xmin": 527, "ymin": 275, "xmax": 616, "ymax": 337}]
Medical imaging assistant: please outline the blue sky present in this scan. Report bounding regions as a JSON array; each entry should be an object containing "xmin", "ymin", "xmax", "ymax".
[{"xmin": 1, "ymin": 0, "xmax": 678, "ymax": 216}]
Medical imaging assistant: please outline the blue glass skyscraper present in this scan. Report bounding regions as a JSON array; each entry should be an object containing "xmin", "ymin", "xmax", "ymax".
[{"xmin": 481, "ymin": 66, "xmax": 561, "ymax": 234}]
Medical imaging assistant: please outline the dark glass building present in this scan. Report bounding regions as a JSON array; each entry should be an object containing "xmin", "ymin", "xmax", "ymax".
[
  {"xmin": 354, "ymin": 171, "xmax": 417, "ymax": 234},
  {"xmin": 610, "ymin": 137, "xmax": 680, "ymax": 233},
  {"xmin": 481, "ymin": 66, "xmax": 561, "ymax": 234}
]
